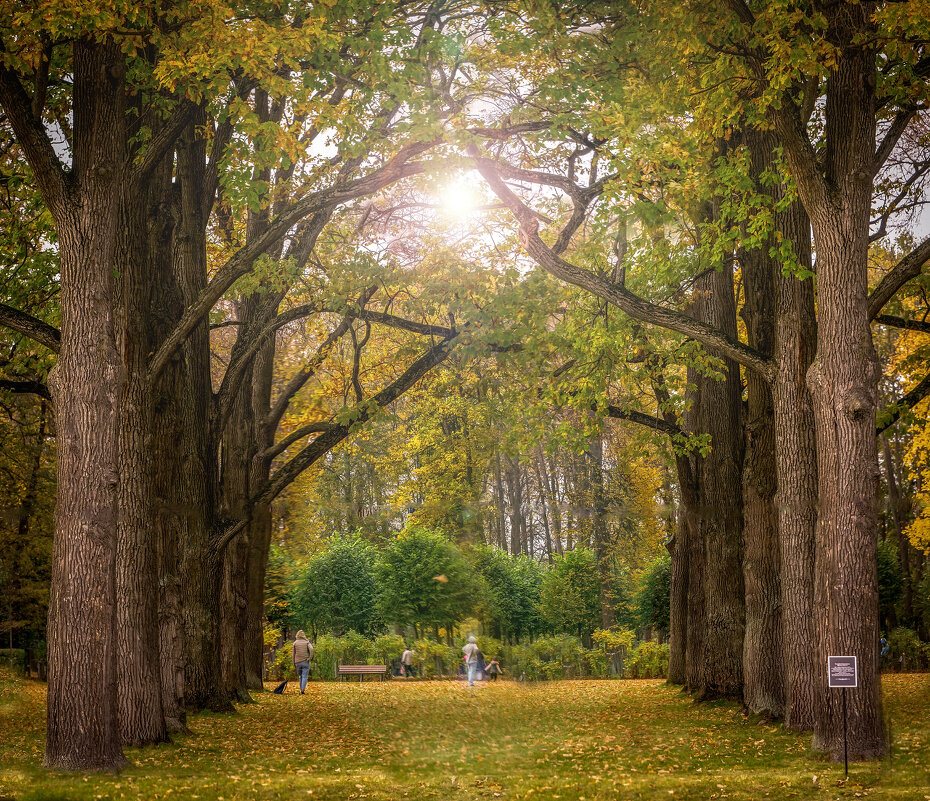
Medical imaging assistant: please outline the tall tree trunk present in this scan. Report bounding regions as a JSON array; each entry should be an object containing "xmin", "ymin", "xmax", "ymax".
[
  {"xmin": 799, "ymin": 32, "xmax": 885, "ymax": 761},
  {"xmin": 683, "ymin": 362, "xmax": 705, "ymax": 695},
  {"xmin": 668, "ymin": 453, "xmax": 697, "ymax": 687},
  {"xmin": 694, "ymin": 263, "xmax": 745, "ymax": 702},
  {"xmin": 175, "ymin": 122, "xmax": 232, "ymax": 713},
  {"xmin": 41, "ymin": 38, "xmax": 128, "ymax": 771},
  {"xmin": 774, "ymin": 201, "xmax": 818, "ymax": 733},
  {"xmin": 114, "ymin": 171, "xmax": 168, "ymax": 747},
  {"xmin": 588, "ymin": 429, "xmax": 614, "ymax": 628},
  {"xmin": 740, "ymin": 130, "xmax": 784, "ymax": 719}
]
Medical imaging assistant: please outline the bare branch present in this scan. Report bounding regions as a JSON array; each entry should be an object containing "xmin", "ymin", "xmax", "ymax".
[
  {"xmin": 254, "ymin": 339, "xmax": 452, "ymax": 504},
  {"xmin": 261, "ymin": 422, "xmax": 336, "ymax": 461},
  {"xmin": 877, "ymin": 371, "xmax": 930, "ymax": 434},
  {"xmin": 0, "ymin": 378, "xmax": 51, "ymax": 400},
  {"xmin": 605, "ymin": 404, "xmax": 680, "ymax": 437},
  {"xmin": 0, "ymin": 48, "xmax": 71, "ymax": 217},
  {"xmin": 868, "ymin": 235, "xmax": 930, "ymax": 320},
  {"xmin": 0, "ymin": 304, "xmax": 61, "ymax": 353},
  {"xmin": 873, "ymin": 314, "xmax": 930, "ymax": 334}
]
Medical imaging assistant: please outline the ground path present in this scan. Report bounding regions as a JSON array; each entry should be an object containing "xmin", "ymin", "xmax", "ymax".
[{"xmin": 1, "ymin": 673, "xmax": 928, "ymax": 800}]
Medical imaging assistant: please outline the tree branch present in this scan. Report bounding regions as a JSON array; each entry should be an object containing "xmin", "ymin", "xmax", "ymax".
[
  {"xmin": 348, "ymin": 309, "xmax": 456, "ymax": 338},
  {"xmin": 873, "ymin": 314, "xmax": 930, "ymax": 335},
  {"xmin": 469, "ymin": 149, "xmax": 776, "ymax": 381},
  {"xmin": 0, "ymin": 49, "xmax": 71, "ymax": 217},
  {"xmin": 0, "ymin": 379, "xmax": 51, "ymax": 400},
  {"xmin": 873, "ymin": 107, "xmax": 918, "ymax": 177},
  {"xmin": 0, "ymin": 304, "xmax": 61, "ymax": 353},
  {"xmin": 877, "ymin": 371, "xmax": 930, "ymax": 435},
  {"xmin": 605, "ymin": 404, "xmax": 680, "ymax": 437},
  {"xmin": 261, "ymin": 422, "xmax": 336, "ymax": 461},
  {"xmin": 148, "ymin": 145, "xmax": 434, "ymax": 381},
  {"xmin": 133, "ymin": 98, "xmax": 197, "ymax": 181},
  {"xmin": 254, "ymin": 338, "xmax": 452, "ymax": 505},
  {"xmin": 868, "ymin": 235, "xmax": 930, "ymax": 320}
]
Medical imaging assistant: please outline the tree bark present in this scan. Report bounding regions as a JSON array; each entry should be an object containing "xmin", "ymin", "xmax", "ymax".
[
  {"xmin": 774, "ymin": 201, "xmax": 818, "ymax": 733},
  {"xmin": 114, "ymin": 167, "xmax": 168, "ymax": 747},
  {"xmin": 41, "ymin": 38, "xmax": 128, "ymax": 771},
  {"xmin": 740, "ymin": 130, "xmax": 783, "ymax": 719},
  {"xmin": 694, "ymin": 264, "xmax": 745, "ymax": 702}
]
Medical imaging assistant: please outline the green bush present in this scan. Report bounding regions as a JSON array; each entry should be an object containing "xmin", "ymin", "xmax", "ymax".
[
  {"xmin": 884, "ymin": 627, "xmax": 929, "ymax": 672},
  {"xmin": 0, "ymin": 649, "xmax": 25, "ymax": 672},
  {"xmin": 624, "ymin": 641, "xmax": 669, "ymax": 678}
]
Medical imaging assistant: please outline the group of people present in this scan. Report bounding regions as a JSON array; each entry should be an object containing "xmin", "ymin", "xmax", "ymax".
[{"xmin": 287, "ymin": 631, "xmax": 504, "ymax": 692}]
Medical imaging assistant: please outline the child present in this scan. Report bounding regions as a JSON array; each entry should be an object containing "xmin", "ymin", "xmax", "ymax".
[{"xmin": 486, "ymin": 657, "xmax": 503, "ymax": 681}]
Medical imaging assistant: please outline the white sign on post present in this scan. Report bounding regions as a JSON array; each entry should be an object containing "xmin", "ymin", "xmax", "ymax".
[{"xmin": 827, "ymin": 655, "xmax": 858, "ymax": 688}]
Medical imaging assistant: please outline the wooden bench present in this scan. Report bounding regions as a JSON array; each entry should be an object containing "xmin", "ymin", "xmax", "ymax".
[{"xmin": 337, "ymin": 664, "xmax": 388, "ymax": 682}]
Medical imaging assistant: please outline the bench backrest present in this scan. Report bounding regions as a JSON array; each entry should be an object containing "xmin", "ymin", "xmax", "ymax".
[{"xmin": 338, "ymin": 664, "xmax": 387, "ymax": 673}]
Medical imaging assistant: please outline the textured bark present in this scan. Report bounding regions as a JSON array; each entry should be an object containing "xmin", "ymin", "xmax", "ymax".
[
  {"xmin": 694, "ymin": 265, "xmax": 745, "ymax": 702},
  {"xmin": 774, "ymin": 201, "xmax": 818, "ymax": 733},
  {"xmin": 41, "ymin": 38, "xmax": 128, "ymax": 771},
  {"xmin": 740, "ymin": 130, "xmax": 784, "ymax": 719},
  {"xmin": 174, "ymin": 124, "xmax": 232, "ymax": 713},
  {"xmin": 151, "ymin": 174, "xmax": 188, "ymax": 734},
  {"xmin": 667, "ymin": 453, "xmax": 697, "ymax": 687},
  {"xmin": 219, "ymin": 350, "xmax": 255, "ymax": 703},
  {"xmin": 114, "ymin": 174, "xmax": 168, "ymax": 747},
  {"xmin": 683, "ymin": 362, "xmax": 705, "ymax": 695},
  {"xmin": 793, "ymin": 23, "xmax": 885, "ymax": 760}
]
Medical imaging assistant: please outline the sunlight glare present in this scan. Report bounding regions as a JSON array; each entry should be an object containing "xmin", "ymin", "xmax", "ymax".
[{"xmin": 437, "ymin": 175, "xmax": 481, "ymax": 221}]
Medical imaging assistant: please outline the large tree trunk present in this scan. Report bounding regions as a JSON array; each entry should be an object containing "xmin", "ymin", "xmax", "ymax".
[
  {"xmin": 175, "ymin": 123, "xmax": 233, "ymax": 713},
  {"xmin": 694, "ymin": 264, "xmax": 745, "ymax": 702},
  {"xmin": 42, "ymin": 38, "xmax": 128, "ymax": 771},
  {"xmin": 114, "ymin": 174, "xmax": 168, "ymax": 747},
  {"xmin": 797, "ymin": 28, "xmax": 885, "ymax": 761},
  {"xmin": 683, "ymin": 364, "xmax": 704, "ymax": 695},
  {"xmin": 740, "ymin": 130, "xmax": 784, "ymax": 719},
  {"xmin": 774, "ymin": 201, "xmax": 818, "ymax": 733}
]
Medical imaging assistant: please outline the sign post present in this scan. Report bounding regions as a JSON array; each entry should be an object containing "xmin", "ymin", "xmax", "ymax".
[{"xmin": 828, "ymin": 655, "xmax": 858, "ymax": 779}]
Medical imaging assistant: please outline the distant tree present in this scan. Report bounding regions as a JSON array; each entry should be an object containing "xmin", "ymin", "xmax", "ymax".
[
  {"xmin": 263, "ymin": 545, "xmax": 295, "ymax": 634},
  {"xmin": 635, "ymin": 553, "xmax": 671, "ymax": 640},
  {"xmin": 292, "ymin": 534, "xmax": 380, "ymax": 636},
  {"xmin": 377, "ymin": 528, "xmax": 479, "ymax": 634},
  {"xmin": 539, "ymin": 548, "xmax": 601, "ymax": 642},
  {"xmin": 877, "ymin": 539, "xmax": 904, "ymax": 632},
  {"xmin": 471, "ymin": 545, "xmax": 544, "ymax": 641}
]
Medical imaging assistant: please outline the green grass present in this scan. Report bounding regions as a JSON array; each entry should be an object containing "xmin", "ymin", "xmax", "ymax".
[{"xmin": 1, "ymin": 671, "xmax": 928, "ymax": 800}]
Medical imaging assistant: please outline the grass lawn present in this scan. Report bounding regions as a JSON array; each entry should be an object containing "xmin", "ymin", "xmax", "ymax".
[{"xmin": 1, "ymin": 671, "xmax": 928, "ymax": 800}]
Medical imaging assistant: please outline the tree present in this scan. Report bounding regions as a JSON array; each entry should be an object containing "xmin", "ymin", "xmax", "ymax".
[
  {"xmin": 538, "ymin": 547, "xmax": 601, "ymax": 643},
  {"xmin": 377, "ymin": 528, "xmax": 478, "ymax": 634},
  {"xmin": 291, "ymin": 534, "xmax": 380, "ymax": 636},
  {"xmin": 471, "ymin": 545, "xmax": 543, "ymax": 641}
]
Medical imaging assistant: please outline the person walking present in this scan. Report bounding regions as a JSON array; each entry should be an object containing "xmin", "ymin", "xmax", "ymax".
[
  {"xmin": 462, "ymin": 635, "xmax": 480, "ymax": 687},
  {"xmin": 486, "ymin": 657, "xmax": 503, "ymax": 681},
  {"xmin": 292, "ymin": 630, "xmax": 314, "ymax": 694},
  {"xmin": 401, "ymin": 645, "xmax": 417, "ymax": 678}
]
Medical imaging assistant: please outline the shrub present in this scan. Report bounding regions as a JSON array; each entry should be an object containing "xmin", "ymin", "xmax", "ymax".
[
  {"xmin": 0, "ymin": 649, "xmax": 25, "ymax": 672},
  {"xmin": 625, "ymin": 641, "xmax": 669, "ymax": 678},
  {"xmin": 884, "ymin": 627, "xmax": 929, "ymax": 672}
]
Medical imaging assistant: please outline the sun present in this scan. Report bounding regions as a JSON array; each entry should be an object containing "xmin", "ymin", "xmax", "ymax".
[{"xmin": 437, "ymin": 174, "xmax": 482, "ymax": 221}]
